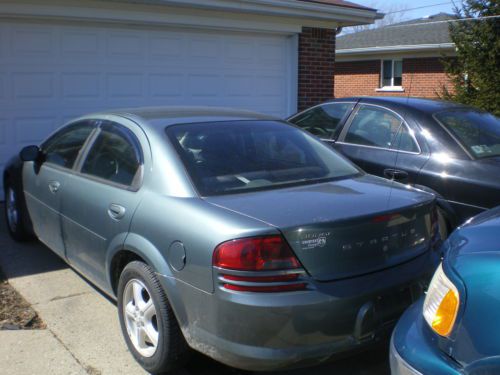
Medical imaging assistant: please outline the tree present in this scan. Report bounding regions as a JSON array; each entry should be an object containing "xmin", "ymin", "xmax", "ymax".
[{"xmin": 441, "ymin": 0, "xmax": 500, "ymax": 115}]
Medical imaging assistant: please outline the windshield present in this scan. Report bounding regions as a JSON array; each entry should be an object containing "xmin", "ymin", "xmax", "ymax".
[
  {"xmin": 166, "ymin": 120, "xmax": 360, "ymax": 196},
  {"xmin": 434, "ymin": 109, "xmax": 500, "ymax": 159}
]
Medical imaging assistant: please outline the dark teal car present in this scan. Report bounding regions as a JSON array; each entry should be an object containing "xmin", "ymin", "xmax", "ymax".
[{"xmin": 391, "ymin": 206, "xmax": 500, "ymax": 375}]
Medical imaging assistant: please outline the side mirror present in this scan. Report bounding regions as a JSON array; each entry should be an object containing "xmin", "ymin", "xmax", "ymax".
[{"xmin": 20, "ymin": 145, "xmax": 41, "ymax": 162}]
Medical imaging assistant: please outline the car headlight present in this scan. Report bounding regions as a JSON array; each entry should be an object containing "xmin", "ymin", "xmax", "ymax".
[{"xmin": 423, "ymin": 263, "xmax": 460, "ymax": 337}]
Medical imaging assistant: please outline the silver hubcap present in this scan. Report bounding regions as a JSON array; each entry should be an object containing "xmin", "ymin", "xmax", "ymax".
[
  {"xmin": 6, "ymin": 187, "xmax": 18, "ymax": 232},
  {"xmin": 123, "ymin": 279, "xmax": 159, "ymax": 357}
]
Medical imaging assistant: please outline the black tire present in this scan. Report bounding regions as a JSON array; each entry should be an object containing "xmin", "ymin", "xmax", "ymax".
[
  {"xmin": 4, "ymin": 179, "xmax": 33, "ymax": 242},
  {"xmin": 117, "ymin": 261, "xmax": 190, "ymax": 374}
]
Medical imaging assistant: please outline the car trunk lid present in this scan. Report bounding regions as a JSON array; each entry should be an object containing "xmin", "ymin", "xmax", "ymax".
[{"xmin": 205, "ymin": 175, "xmax": 436, "ymax": 281}]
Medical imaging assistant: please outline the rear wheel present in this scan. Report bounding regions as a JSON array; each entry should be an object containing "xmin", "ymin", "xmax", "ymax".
[
  {"xmin": 4, "ymin": 180, "xmax": 31, "ymax": 242},
  {"xmin": 117, "ymin": 261, "xmax": 189, "ymax": 374}
]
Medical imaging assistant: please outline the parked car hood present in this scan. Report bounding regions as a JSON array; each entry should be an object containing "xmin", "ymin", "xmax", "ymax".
[
  {"xmin": 205, "ymin": 174, "xmax": 436, "ymax": 281},
  {"xmin": 443, "ymin": 206, "xmax": 500, "ymax": 369}
]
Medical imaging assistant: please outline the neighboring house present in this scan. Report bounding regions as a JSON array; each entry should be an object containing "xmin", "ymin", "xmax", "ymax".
[
  {"xmin": 335, "ymin": 13, "xmax": 456, "ymax": 98},
  {"xmin": 0, "ymin": 0, "xmax": 380, "ymax": 195}
]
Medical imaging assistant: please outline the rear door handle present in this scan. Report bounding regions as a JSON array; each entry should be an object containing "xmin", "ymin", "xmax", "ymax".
[
  {"xmin": 384, "ymin": 169, "xmax": 409, "ymax": 181},
  {"xmin": 108, "ymin": 204, "xmax": 126, "ymax": 220},
  {"xmin": 48, "ymin": 181, "xmax": 61, "ymax": 194}
]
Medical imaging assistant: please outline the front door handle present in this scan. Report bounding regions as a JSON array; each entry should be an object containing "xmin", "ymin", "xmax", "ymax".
[
  {"xmin": 384, "ymin": 169, "xmax": 409, "ymax": 182},
  {"xmin": 108, "ymin": 204, "xmax": 126, "ymax": 220},
  {"xmin": 48, "ymin": 181, "xmax": 61, "ymax": 194}
]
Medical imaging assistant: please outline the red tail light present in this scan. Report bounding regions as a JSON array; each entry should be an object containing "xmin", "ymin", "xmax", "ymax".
[
  {"xmin": 213, "ymin": 235, "xmax": 301, "ymax": 271},
  {"xmin": 213, "ymin": 235, "xmax": 306, "ymax": 293}
]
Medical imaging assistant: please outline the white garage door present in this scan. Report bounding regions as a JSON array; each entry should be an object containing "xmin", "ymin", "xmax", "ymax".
[{"xmin": 0, "ymin": 19, "xmax": 296, "ymax": 194}]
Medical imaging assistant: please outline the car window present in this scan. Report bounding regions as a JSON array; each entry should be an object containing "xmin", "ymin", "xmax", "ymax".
[
  {"xmin": 395, "ymin": 124, "xmax": 420, "ymax": 153},
  {"xmin": 344, "ymin": 105, "xmax": 402, "ymax": 149},
  {"xmin": 42, "ymin": 122, "xmax": 95, "ymax": 169},
  {"xmin": 81, "ymin": 123, "xmax": 142, "ymax": 187},
  {"xmin": 434, "ymin": 110, "xmax": 500, "ymax": 159},
  {"xmin": 289, "ymin": 103, "xmax": 354, "ymax": 138},
  {"xmin": 166, "ymin": 120, "xmax": 360, "ymax": 196}
]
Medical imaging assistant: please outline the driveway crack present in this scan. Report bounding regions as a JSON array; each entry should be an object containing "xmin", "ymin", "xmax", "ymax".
[{"xmin": 48, "ymin": 328, "xmax": 102, "ymax": 375}]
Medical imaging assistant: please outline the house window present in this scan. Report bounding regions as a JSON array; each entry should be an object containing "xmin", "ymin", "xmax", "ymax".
[{"xmin": 381, "ymin": 60, "xmax": 403, "ymax": 88}]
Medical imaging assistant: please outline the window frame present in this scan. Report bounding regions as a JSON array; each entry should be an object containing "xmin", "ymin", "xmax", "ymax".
[
  {"xmin": 337, "ymin": 103, "xmax": 421, "ymax": 155},
  {"xmin": 75, "ymin": 120, "xmax": 145, "ymax": 192},
  {"xmin": 287, "ymin": 101, "xmax": 357, "ymax": 141},
  {"xmin": 40, "ymin": 120, "xmax": 98, "ymax": 171},
  {"xmin": 379, "ymin": 59, "xmax": 403, "ymax": 90}
]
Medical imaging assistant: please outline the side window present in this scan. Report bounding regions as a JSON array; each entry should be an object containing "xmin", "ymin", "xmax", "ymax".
[
  {"xmin": 42, "ymin": 122, "xmax": 95, "ymax": 169},
  {"xmin": 81, "ymin": 123, "xmax": 142, "ymax": 187},
  {"xmin": 344, "ymin": 105, "xmax": 402, "ymax": 149},
  {"xmin": 290, "ymin": 103, "xmax": 353, "ymax": 138},
  {"xmin": 395, "ymin": 124, "xmax": 420, "ymax": 153}
]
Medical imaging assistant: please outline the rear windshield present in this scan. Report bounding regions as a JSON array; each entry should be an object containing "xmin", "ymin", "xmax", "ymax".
[
  {"xmin": 434, "ymin": 110, "xmax": 500, "ymax": 159},
  {"xmin": 166, "ymin": 120, "xmax": 360, "ymax": 196}
]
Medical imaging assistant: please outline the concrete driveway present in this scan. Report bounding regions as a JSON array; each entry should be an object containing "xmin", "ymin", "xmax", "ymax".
[{"xmin": 0, "ymin": 212, "xmax": 390, "ymax": 375}]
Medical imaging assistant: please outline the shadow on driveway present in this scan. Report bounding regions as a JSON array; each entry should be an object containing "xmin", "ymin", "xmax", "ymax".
[{"xmin": 0, "ymin": 206, "xmax": 390, "ymax": 375}]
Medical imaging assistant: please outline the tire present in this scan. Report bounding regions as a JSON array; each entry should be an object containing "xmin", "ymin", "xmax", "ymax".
[
  {"xmin": 117, "ymin": 261, "xmax": 189, "ymax": 374},
  {"xmin": 4, "ymin": 179, "xmax": 32, "ymax": 242}
]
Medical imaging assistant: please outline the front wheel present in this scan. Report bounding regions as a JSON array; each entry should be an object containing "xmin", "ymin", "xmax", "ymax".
[
  {"xmin": 117, "ymin": 261, "xmax": 189, "ymax": 374},
  {"xmin": 4, "ymin": 180, "xmax": 32, "ymax": 242}
]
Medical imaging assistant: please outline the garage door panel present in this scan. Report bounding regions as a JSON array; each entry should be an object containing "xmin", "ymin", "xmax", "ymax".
[{"xmin": 0, "ymin": 20, "xmax": 295, "ymax": 197}]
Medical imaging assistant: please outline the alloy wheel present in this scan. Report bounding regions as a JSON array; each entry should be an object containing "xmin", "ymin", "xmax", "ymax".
[{"xmin": 122, "ymin": 279, "xmax": 159, "ymax": 357}]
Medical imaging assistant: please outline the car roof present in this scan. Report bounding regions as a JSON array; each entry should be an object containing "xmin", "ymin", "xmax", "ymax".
[
  {"xmin": 333, "ymin": 96, "xmax": 474, "ymax": 114},
  {"xmin": 90, "ymin": 106, "xmax": 277, "ymax": 127}
]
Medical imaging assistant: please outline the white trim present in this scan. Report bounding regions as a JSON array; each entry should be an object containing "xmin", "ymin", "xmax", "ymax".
[
  {"xmin": 287, "ymin": 34, "xmax": 299, "ymax": 116},
  {"xmin": 376, "ymin": 87, "xmax": 405, "ymax": 92},
  {"xmin": 337, "ymin": 43, "xmax": 455, "ymax": 56},
  {"xmin": 0, "ymin": 0, "xmax": 381, "ymax": 30}
]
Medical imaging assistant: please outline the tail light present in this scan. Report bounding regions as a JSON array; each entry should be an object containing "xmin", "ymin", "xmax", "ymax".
[{"xmin": 213, "ymin": 235, "xmax": 307, "ymax": 293}]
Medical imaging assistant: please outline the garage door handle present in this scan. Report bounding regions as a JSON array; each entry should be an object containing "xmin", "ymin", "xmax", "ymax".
[
  {"xmin": 108, "ymin": 204, "xmax": 126, "ymax": 220},
  {"xmin": 48, "ymin": 181, "xmax": 61, "ymax": 194}
]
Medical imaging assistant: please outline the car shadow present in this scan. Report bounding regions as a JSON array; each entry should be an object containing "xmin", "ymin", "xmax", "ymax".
[{"xmin": 0, "ymin": 205, "xmax": 390, "ymax": 375}]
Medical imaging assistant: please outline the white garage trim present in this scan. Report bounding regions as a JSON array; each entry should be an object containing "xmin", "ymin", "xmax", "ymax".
[{"xmin": 0, "ymin": 0, "xmax": 381, "ymax": 31}]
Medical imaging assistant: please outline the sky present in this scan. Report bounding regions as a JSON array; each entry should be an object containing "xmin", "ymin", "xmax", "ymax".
[{"xmin": 369, "ymin": 0, "xmax": 456, "ymax": 21}]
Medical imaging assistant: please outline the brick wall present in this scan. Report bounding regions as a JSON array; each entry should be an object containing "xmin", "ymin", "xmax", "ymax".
[
  {"xmin": 298, "ymin": 27, "xmax": 336, "ymax": 111},
  {"xmin": 334, "ymin": 57, "xmax": 453, "ymax": 98}
]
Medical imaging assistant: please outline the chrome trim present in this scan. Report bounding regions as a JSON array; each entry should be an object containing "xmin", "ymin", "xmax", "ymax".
[
  {"xmin": 338, "ymin": 103, "xmax": 422, "ymax": 155},
  {"xmin": 217, "ymin": 275, "xmax": 306, "ymax": 288},
  {"xmin": 287, "ymin": 101, "xmax": 358, "ymax": 123},
  {"xmin": 390, "ymin": 335, "xmax": 424, "ymax": 375},
  {"xmin": 213, "ymin": 267, "xmax": 306, "ymax": 278}
]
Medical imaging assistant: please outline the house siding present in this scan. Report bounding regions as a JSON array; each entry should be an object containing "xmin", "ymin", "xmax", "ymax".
[
  {"xmin": 334, "ymin": 57, "xmax": 453, "ymax": 98},
  {"xmin": 298, "ymin": 27, "xmax": 336, "ymax": 111}
]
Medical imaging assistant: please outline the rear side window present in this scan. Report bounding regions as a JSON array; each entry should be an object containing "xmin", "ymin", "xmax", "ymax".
[
  {"xmin": 395, "ymin": 124, "xmax": 420, "ymax": 153},
  {"xmin": 289, "ymin": 103, "xmax": 353, "ymax": 138},
  {"xmin": 42, "ymin": 122, "xmax": 95, "ymax": 169},
  {"xmin": 344, "ymin": 105, "xmax": 402, "ymax": 149},
  {"xmin": 81, "ymin": 123, "xmax": 142, "ymax": 187}
]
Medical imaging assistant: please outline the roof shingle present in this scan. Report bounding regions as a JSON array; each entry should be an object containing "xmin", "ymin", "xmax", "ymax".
[{"xmin": 337, "ymin": 13, "xmax": 455, "ymax": 50}]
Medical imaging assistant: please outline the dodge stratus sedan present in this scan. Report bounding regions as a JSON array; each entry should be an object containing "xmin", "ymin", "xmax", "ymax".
[
  {"xmin": 391, "ymin": 206, "xmax": 500, "ymax": 375},
  {"xmin": 4, "ymin": 107, "xmax": 441, "ymax": 374}
]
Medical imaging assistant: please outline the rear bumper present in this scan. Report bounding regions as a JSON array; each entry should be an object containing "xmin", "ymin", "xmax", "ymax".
[
  {"xmin": 160, "ymin": 250, "xmax": 439, "ymax": 371},
  {"xmin": 390, "ymin": 299, "xmax": 462, "ymax": 375}
]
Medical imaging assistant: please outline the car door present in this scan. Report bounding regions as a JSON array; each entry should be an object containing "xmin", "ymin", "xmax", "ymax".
[
  {"xmin": 335, "ymin": 104, "xmax": 405, "ymax": 179},
  {"xmin": 23, "ymin": 121, "xmax": 96, "ymax": 258},
  {"xmin": 391, "ymin": 119, "xmax": 428, "ymax": 185},
  {"xmin": 288, "ymin": 101, "xmax": 356, "ymax": 143},
  {"xmin": 60, "ymin": 119, "xmax": 146, "ymax": 288}
]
